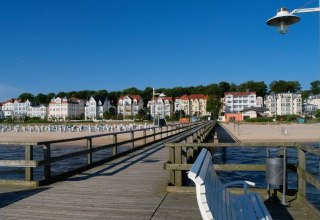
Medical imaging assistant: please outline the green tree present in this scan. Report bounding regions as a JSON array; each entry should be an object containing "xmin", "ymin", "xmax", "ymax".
[
  {"xmin": 238, "ymin": 81, "xmax": 267, "ymax": 97},
  {"xmin": 34, "ymin": 93, "xmax": 47, "ymax": 104},
  {"xmin": 57, "ymin": 91, "xmax": 67, "ymax": 98},
  {"xmin": 269, "ymin": 80, "xmax": 301, "ymax": 93},
  {"xmin": 136, "ymin": 109, "xmax": 148, "ymax": 121},
  {"xmin": 121, "ymin": 87, "xmax": 140, "ymax": 96},
  {"xmin": 46, "ymin": 93, "xmax": 56, "ymax": 103},
  {"xmin": 316, "ymin": 109, "xmax": 320, "ymax": 118},
  {"xmin": 310, "ymin": 80, "xmax": 320, "ymax": 95},
  {"xmin": 18, "ymin": 93, "xmax": 34, "ymax": 102},
  {"xmin": 206, "ymin": 95, "xmax": 222, "ymax": 119}
]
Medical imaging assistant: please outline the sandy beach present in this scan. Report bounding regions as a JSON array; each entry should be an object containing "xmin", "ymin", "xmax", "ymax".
[
  {"xmin": 220, "ymin": 122, "xmax": 320, "ymax": 143},
  {"xmin": 0, "ymin": 129, "xmax": 151, "ymax": 148}
]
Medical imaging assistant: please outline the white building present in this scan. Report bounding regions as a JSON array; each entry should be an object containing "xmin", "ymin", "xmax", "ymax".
[
  {"xmin": 174, "ymin": 94, "xmax": 209, "ymax": 117},
  {"xmin": 224, "ymin": 92, "xmax": 256, "ymax": 113},
  {"xmin": 0, "ymin": 103, "xmax": 4, "ymax": 119},
  {"xmin": 256, "ymin": 96, "xmax": 264, "ymax": 107},
  {"xmin": 147, "ymin": 96, "xmax": 173, "ymax": 118},
  {"xmin": 48, "ymin": 97, "xmax": 85, "ymax": 121},
  {"xmin": 117, "ymin": 95, "xmax": 144, "ymax": 117},
  {"xmin": 27, "ymin": 105, "xmax": 47, "ymax": 119},
  {"xmin": 265, "ymin": 92, "xmax": 302, "ymax": 116},
  {"xmin": 174, "ymin": 95, "xmax": 190, "ymax": 115},
  {"xmin": 306, "ymin": 94, "xmax": 320, "ymax": 109},
  {"xmin": 85, "ymin": 96, "xmax": 112, "ymax": 120},
  {"xmin": 1, "ymin": 99, "xmax": 31, "ymax": 118}
]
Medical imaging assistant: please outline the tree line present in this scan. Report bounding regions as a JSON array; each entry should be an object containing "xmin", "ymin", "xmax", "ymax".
[{"xmin": 16, "ymin": 80, "xmax": 320, "ymax": 106}]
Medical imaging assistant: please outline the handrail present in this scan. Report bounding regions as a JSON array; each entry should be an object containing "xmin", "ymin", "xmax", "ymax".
[
  {"xmin": 0, "ymin": 121, "xmax": 212, "ymax": 186},
  {"xmin": 165, "ymin": 141, "xmax": 320, "ymax": 202}
]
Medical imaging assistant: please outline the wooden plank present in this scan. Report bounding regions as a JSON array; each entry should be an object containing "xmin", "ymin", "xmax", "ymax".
[
  {"xmin": 0, "ymin": 160, "xmax": 37, "ymax": 167},
  {"xmin": 165, "ymin": 163, "xmax": 266, "ymax": 172}
]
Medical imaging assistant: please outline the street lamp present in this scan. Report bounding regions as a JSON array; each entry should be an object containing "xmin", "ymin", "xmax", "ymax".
[
  {"xmin": 152, "ymin": 88, "xmax": 165, "ymax": 127},
  {"xmin": 266, "ymin": 7, "xmax": 320, "ymax": 34}
]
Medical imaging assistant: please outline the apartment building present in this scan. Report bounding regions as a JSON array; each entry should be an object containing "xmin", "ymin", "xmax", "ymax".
[
  {"xmin": 27, "ymin": 105, "xmax": 47, "ymax": 119},
  {"xmin": 1, "ymin": 99, "xmax": 31, "ymax": 118},
  {"xmin": 306, "ymin": 94, "xmax": 320, "ymax": 110},
  {"xmin": 174, "ymin": 94, "xmax": 209, "ymax": 116},
  {"xmin": 0, "ymin": 103, "xmax": 4, "ymax": 119},
  {"xmin": 224, "ymin": 92, "xmax": 256, "ymax": 113},
  {"xmin": 264, "ymin": 92, "xmax": 302, "ymax": 116},
  {"xmin": 147, "ymin": 96, "xmax": 173, "ymax": 118},
  {"xmin": 117, "ymin": 95, "xmax": 144, "ymax": 117},
  {"xmin": 85, "ymin": 96, "xmax": 112, "ymax": 120},
  {"xmin": 48, "ymin": 97, "xmax": 85, "ymax": 120}
]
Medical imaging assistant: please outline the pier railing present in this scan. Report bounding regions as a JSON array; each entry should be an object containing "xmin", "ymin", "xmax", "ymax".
[
  {"xmin": 0, "ymin": 122, "xmax": 204, "ymax": 187},
  {"xmin": 165, "ymin": 142, "xmax": 320, "ymax": 203}
]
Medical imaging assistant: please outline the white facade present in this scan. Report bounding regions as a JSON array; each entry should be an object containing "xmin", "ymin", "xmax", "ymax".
[
  {"xmin": 1, "ymin": 99, "xmax": 31, "ymax": 118},
  {"xmin": 256, "ymin": 96, "xmax": 264, "ymax": 107},
  {"xmin": 0, "ymin": 104, "xmax": 4, "ymax": 119},
  {"xmin": 117, "ymin": 95, "xmax": 144, "ymax": 117},
  {"xmin": 48, "ymin": 97, "xmax": 85, "ymax": 120},
  {"xmin": 306, "ymin": 94, "xmax": 320, "ymax": 110},
  {"xmin": 27, "ymin": 105, "xmax": 47, "ymax": 119},
  {"xmin": 174, "ymin": 95, "xmax": 190, "ymax": 115},
  {"xmin": 174, "ymin": 94, "xmax": 209, "ymax": 116},
  {"xmin": 224, "ymin": 92, "xmax": 256, "ymax": 113},
  {"xmin": 265, "ymin": 92, "xmax": 302, "ymax": 116},
  {"xmin": 85, "ymin": 96, "xmax": 112, "ymax": 120},
  {"xmin": 147, "ymin": 97, "xmax": 173, "ymax": 118}
]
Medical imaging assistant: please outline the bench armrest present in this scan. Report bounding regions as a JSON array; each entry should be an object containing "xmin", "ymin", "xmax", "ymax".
[{"xmin": 223, "ymin": 180, "xmax": 255, "ymax": 194}]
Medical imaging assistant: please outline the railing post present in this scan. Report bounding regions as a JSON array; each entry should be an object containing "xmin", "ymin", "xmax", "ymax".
[
  {"xmin": 169, "ymin": 146, "xmax": 175, "ymax": 185},
  {"xmin": 87, "ymin": 138, "xmax": 92, "ymax": 164},
  {"xmin": 174, "ymin": 146, "xmax": 182, "ymax": 186},
  {"xmin": 113, "ymin": 134, "xmax": 118, "ymax": 155},
  {"xmin": 131, "ymin": 131, "xmax": 134, "ymax": 148},
  {"xmin": 143, "ymin": 129, "xmax": 147, "ymax": 145},
  {"xmin": 25, "ymin": 145, "xmax": 33, "ymax": 181},
  {"xmin": 298, "ymin": 144, "xmax": 306, "ymax": 199},
  {"xmin": 153, "ymin": 127, "xmax": 156, "ymax": 141},
  {"xmin": 160, "ymin": 127, "xmax": 163, "ymax": 139},
  {"xmin": 43, "ymin": 143, "xmax": 51, "ymax": 180}
]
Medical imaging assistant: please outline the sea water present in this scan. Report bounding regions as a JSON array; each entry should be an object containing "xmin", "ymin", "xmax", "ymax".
[{"xmin": 212, "ymin": 143, "xmax": 320, "ymax": 210}]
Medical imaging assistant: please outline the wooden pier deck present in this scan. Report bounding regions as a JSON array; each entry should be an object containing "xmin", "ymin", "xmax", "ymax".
[
  {"xmin": 0, "ymin": 140, "xmax": 200, "ymax": 219},
  {"xmin": 1, "ymin": 130, "xmax": 320, "ymax": 219}
]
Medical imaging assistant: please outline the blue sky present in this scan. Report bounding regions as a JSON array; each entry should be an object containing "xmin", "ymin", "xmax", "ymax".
[{"xmin": 0, "ymin": 0, "xmax": 319, "ymax": 100}]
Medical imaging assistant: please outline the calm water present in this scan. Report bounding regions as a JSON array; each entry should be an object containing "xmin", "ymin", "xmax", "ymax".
[
  {"xmin": 0, "ymin": 144, "xmax": 130, "ymax": 180},
  {"xmin": 212, "ymin": 143, "xmax": 320, "ymax": 210}
]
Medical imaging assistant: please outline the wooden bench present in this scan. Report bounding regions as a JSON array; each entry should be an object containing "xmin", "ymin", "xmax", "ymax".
[{"xmin": 188, "ymin": 149, "xmax": 273, "ymax": 220}]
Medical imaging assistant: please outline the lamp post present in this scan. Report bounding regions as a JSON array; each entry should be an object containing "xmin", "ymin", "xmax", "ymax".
[
  {"xmin": 266, "ymin": 6, "xmax": 320, "ymax": 34},
  {"xmin": 152, "ymin": 88, "xmax": 165, "ymax": 127}
]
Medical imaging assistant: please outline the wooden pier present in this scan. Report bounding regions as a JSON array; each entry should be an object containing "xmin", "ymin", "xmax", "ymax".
[
  {"xmin": 0, "ymin": 123, "xmax": 211, "ymax": 219},
  {"xmin": 0, "ymin": 121, "xmax": 320, "ymax": 219}
]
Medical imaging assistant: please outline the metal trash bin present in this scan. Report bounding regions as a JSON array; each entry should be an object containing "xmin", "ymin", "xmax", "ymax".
[
  {"xmin": 266, "ymin": 157, "xmax": 283, "ymax": 185},
  {"xmin": 266, "ymin": 148, "xmax": 289, "ymax": 205}
]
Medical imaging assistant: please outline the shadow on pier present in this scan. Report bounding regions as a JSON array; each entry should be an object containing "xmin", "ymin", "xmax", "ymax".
[
  {"xmin": 215, "ymin": 123, "xmax": 239, "ymax": 143},
  {"xmin": 0, "ymin": 187, "xmax": 50, "ymax": 208}
]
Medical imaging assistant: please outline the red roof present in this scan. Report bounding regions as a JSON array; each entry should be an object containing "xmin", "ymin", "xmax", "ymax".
[
  {"xmin": 163, "ymin": 97, "xmax": 173, "ymax": 102},
  {"xmin": 175, "ymin": 95, "xmax": 189, "ymax": 100},
  {"xmin": 175, "ymin": 94, "xmax": 207, "ymax": 100},
  {"xmin": 3, "ymin": 98, "xmax": 23, "ymax": 104},
  {"xmin": 189, "ymin": 94, "xmax": 208, "ymax": 100},
  {"xmin": 119, "ymin": 95, "xmax": 142, "ymax": 101}
]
